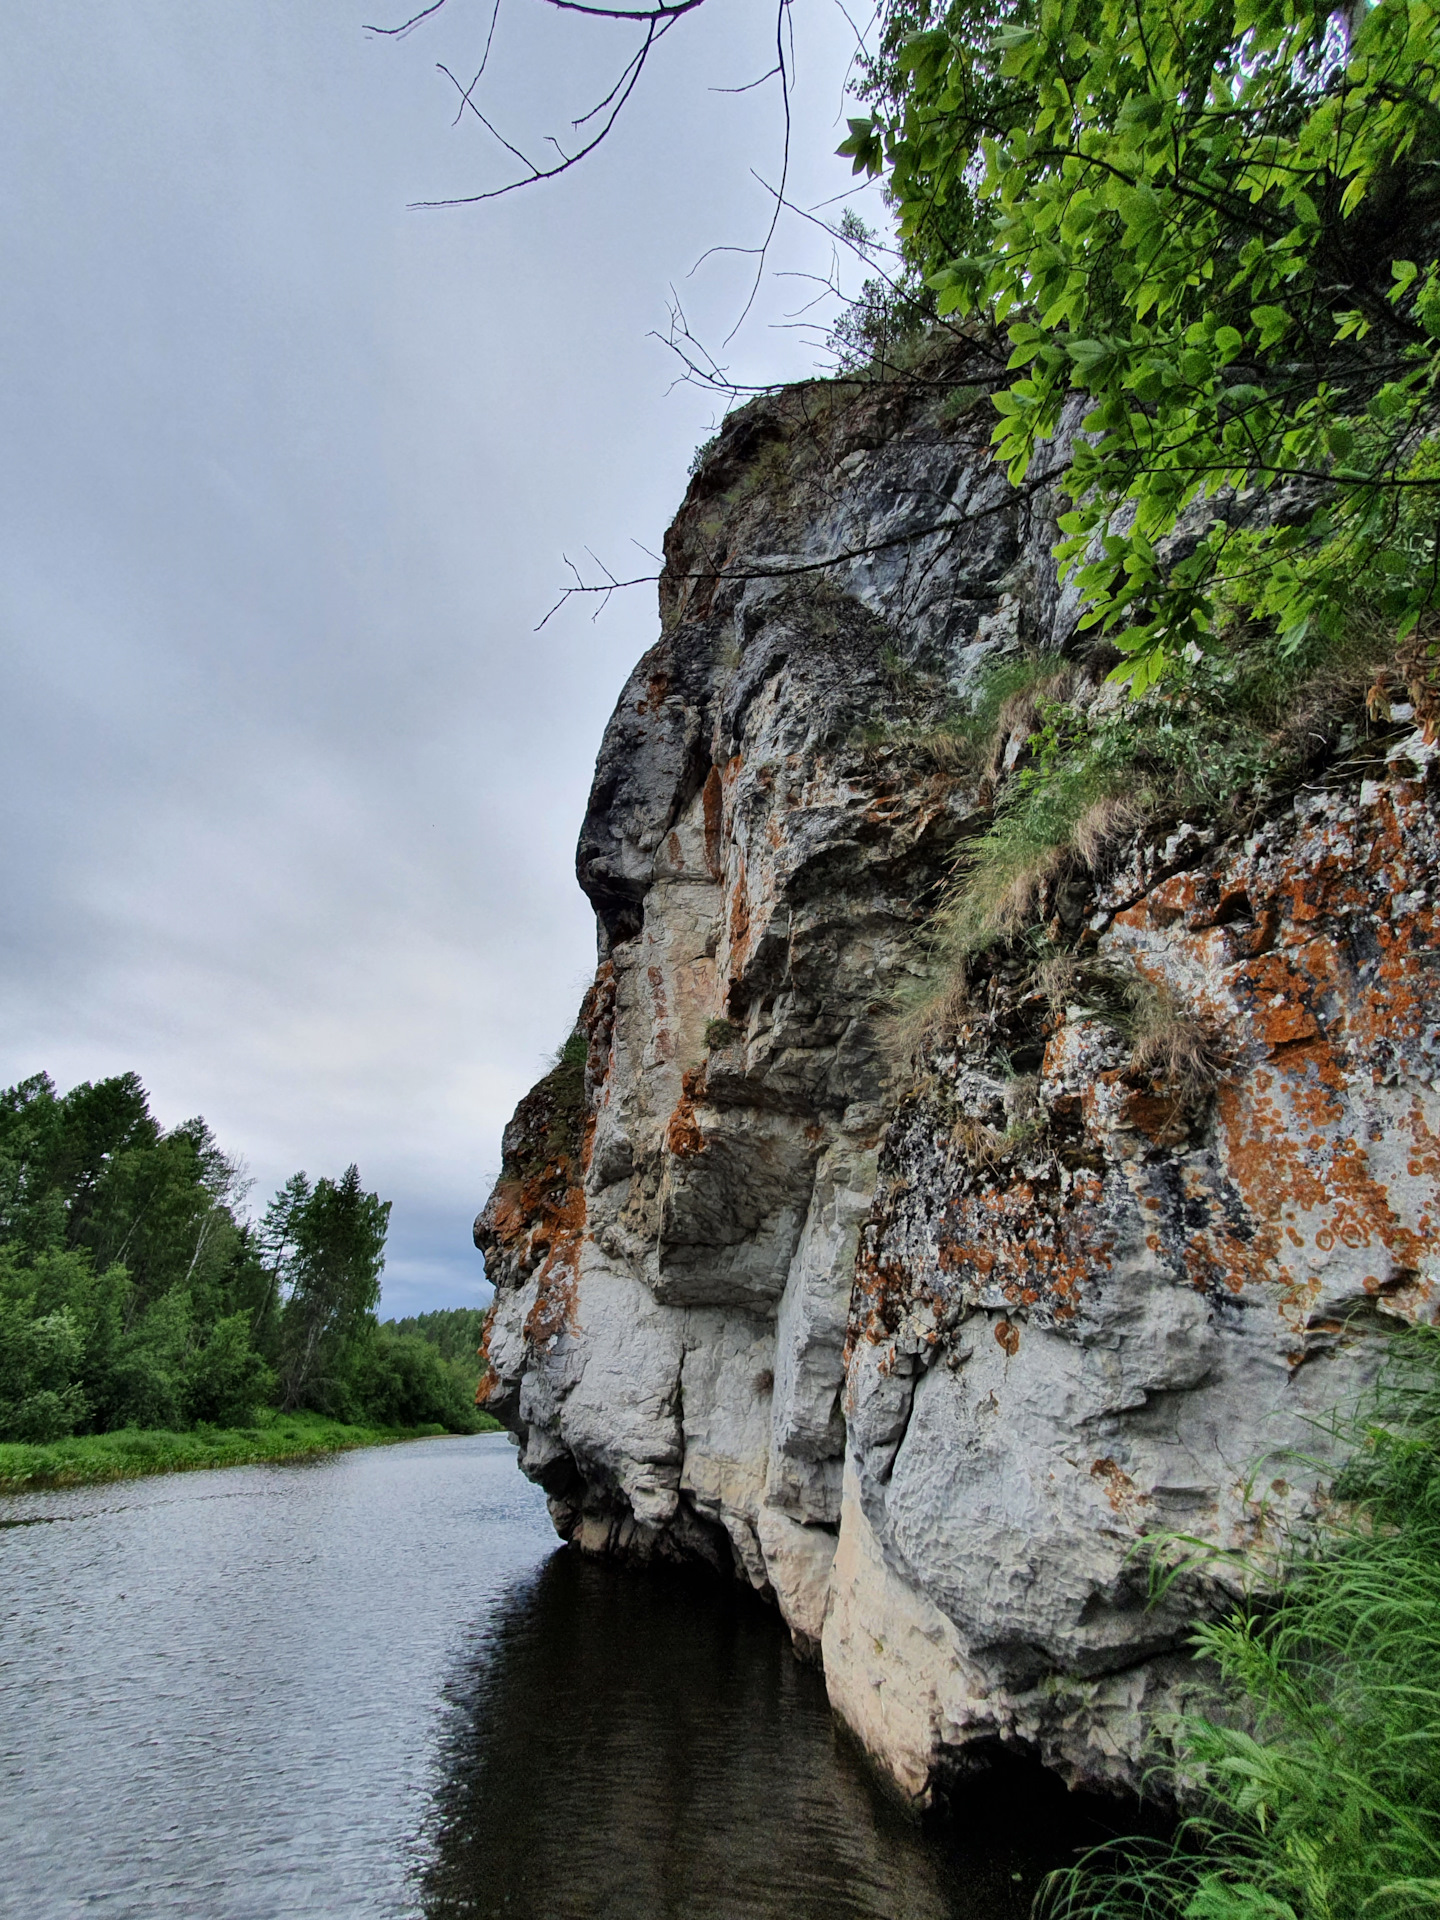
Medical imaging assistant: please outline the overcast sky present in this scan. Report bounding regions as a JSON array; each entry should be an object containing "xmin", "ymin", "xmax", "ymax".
[{"xmin": 0, "ymin": 0, "xmax": 880, "ymax": 1315}]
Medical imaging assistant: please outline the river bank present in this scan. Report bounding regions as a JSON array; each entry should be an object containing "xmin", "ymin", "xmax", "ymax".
[{"xmin": 0, "ymin": 1407, "xmax": 500, "ymax": 1493}]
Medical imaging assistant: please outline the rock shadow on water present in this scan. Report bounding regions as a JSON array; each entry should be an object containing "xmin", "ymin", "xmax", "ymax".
[{"xmin": 416, "ymin": 1550, "xmax": 1123, "ymax": 1920}]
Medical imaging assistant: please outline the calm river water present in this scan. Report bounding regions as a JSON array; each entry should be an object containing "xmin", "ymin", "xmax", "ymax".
[{"xmin": 1, "ymin": 1434, "xmax": 1112, "ymax": 1919}]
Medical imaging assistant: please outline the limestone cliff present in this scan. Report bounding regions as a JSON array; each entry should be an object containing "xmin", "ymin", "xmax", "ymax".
[{"xmin": 476, "ymin": 346, "xmax": 1440, "ymax": 1806}]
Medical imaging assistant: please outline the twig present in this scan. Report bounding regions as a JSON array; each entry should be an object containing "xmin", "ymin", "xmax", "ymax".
[{"xmin": 534, "ymin": 463, "xmax": 1068, "ymax": 628}]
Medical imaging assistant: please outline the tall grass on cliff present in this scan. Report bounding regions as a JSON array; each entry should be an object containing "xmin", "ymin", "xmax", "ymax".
[
  {"xmin": 886, "ymin": 610, "xmax": 1402, "ymax": 1057},
  {"xmin": 1040, "ymin": 1326, "xmax": 1440, "ymax": 1920}
]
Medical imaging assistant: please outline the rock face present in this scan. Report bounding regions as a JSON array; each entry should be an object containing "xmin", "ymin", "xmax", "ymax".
[{"xmin": 476, "ymin": 351, "xmax": 1440, "ymax": 1806}]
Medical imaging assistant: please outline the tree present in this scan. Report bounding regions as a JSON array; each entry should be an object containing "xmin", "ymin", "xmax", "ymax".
[
  {"xmin": 274, "ymin": 1166, "xmax": 391, "ymax": 1414},
  {"xmin": 843, "ymin": 0, "xmax": 1440, "ymax": 690},
  {"xmin": 0, "ymin": 1073, "xmax": 433, "ymax": 1439}
]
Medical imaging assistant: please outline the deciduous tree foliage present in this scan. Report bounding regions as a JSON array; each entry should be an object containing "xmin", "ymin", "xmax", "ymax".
[
  {"xmin": 273, "ymin": 1166, "xmax": 388, "ymax": 1412},
  {"xmin": 0, "ymin": 1073, "xmax": 482, "ymax": 1440},
  {"xmin": 843, "ymin": 0, "xmax": 1440, "ymax": 688}
]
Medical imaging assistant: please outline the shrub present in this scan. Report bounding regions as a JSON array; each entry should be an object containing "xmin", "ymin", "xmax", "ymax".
[
  {"xmin": 99, "ymin": 1288, "xmax": 191, "ymax": 1431},
  {"xmin": 0, "ymin": 1297, "xmax": 87, "ymax": 1441},
  {"xmin": 349, "ymin": 1328, "xmax": 483, "ymax": 1433},
  {"xmin": 185, "ymin": 1312, "xmax": 276, "ymax": 1427},
  {"xmin": 1040, "ymin": 1326, "xmax": 1440, "ymax": 1920},
  {"xmin": 688, "ymin": 433, "xmax": 720, "ymax": 477}
]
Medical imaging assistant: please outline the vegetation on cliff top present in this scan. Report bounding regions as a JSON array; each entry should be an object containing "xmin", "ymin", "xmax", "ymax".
[
  {"xmin": 0, "ymin": 1071, "xmax": 492, "ymax": 1463},
  {"xmin": 823, "ymin": 0, "xmax": 1438, "ymax": 1038},
  {"xmin": 499, "ymin": 1029, "xmax": 590, "ymax": 1186},
  {"xmin": 833, "ymin": 26, "xmax": 1440, "ymax": 1906},
  {"xmin": 846, "ymin": 0, "xmax": 1440, "ymax": 695}
]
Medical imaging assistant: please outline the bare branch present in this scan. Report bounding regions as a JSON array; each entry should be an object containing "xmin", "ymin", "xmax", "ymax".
[
  {"xmin": 572, "ymin": 32, "xmax": 655, "ymax": 128},
  {"xmin": 535, "ymin": 0, "xmax": 705, "ymax": 18},
  {"xmin": 711, "ymin": 66, "xmax": 782, "ymax": 95},
  {"xmin": 533, "ymin": 463, "xmax": 1069, "ymax": 628},
  {"xmin": 450, "ymin": 0, "xmax": 505, "ymax": 125},
  {"xmin": 364, "ymin": 0, "xmax": 451, "ymax": 38},
  {"xmin": 419, "ymin": 15, "xmax": 674, "ymax": 207},
  {"xmin": 749, "ymin": 168, "xmax": 1007, "ymax": 370},
  {"xmin": 721, "ymin": 0, "xmax": 793, "ymax": 347},
  {"xmin": 438, "ymin": 64, "xmax": 543, "ymax": 177}
]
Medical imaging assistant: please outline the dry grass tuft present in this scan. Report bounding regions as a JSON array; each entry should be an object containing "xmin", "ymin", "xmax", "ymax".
[
  {"xmin": 1034, "ymin": 950, "xmax": 1082, "ymax": 1019},
  {"xmin": 950, "ymin": 1102, "xmax": 1045, "ymax": 1167},
  {"xmin": 880, "ymin": 976, "xmax": 978, "ymax": 1077},
  {"xmin": 950, "ymin": 1115, "xmax": 1006, "ymax": 1164},
  {"xmin": 1126, "ymin": 986, "xmax": 1231, "ymax": 1100},
  {"xmin": 990, "ymin": 665, "xmax": 1079, "ymax": 751},
  {"xmin": 1071, "ymin": 794, "xmax": 1152, "ymax": 870}
]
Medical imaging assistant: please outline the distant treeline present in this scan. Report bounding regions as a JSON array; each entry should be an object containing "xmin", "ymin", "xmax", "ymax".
[{"xmin": 0, "ymin": 1072, "xmax": 488, "ymax": 1443}]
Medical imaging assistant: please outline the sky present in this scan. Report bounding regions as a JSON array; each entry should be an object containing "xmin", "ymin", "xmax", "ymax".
[{"xmin": 0, "ymin": 0, "xmax": 883, "ymax": 1316}]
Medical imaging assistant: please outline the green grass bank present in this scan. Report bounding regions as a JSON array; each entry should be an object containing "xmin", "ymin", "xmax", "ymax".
[{"xmin": 0, "ymin": 1406, "xmax": 502, "ymax": 1494}]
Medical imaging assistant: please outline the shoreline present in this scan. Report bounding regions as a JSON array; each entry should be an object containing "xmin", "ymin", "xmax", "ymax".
[{"xmin": 0, "ymin": 1410, "xmax": 503, "ymax": 1495}]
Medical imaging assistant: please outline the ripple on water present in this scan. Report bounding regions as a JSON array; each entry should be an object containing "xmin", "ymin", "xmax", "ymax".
[{"xmin": 1, "ymin": 1436, "xmax": 1116, "ymax": 1920}]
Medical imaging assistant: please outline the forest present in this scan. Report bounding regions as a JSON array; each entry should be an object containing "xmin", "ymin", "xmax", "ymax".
[{"xmin": 0, "ymin": 1070, "xmax": 490, "ymax": 1445}]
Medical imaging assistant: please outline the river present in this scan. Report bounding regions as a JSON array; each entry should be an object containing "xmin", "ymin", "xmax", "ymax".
[{"xmin": 1, "ymin": 1434, "xmax": 1115, "ymax": 1919}]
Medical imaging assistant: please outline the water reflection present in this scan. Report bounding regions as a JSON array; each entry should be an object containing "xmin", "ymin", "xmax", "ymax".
[
  {"xmin": 1, "ymin": 1438, "xmax": 1126, "ymax": 1920},
  {"xmin": 419, "ymin": 1552, "xmax": 1109, "ymax": 1920}
]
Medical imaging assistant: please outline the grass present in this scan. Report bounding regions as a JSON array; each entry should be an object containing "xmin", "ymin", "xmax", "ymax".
[
  {"xmin": 1039, "ymin": 1325, "xmax": 1440, "ymax": 1920},
  {"xmin": 0, "ymin": 1406, "xmax": 502, "ymax": 1494},
  {"xmin": 884, "ymin": 612, "xmax": 1408, "ymax": 1055}
]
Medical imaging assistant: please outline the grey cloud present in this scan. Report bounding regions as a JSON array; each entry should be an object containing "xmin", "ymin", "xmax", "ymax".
[{"xmin": 0, "ymin": 0, "xmax": 872, "ymax": 1313}]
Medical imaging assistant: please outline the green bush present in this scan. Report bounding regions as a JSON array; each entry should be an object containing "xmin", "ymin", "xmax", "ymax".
[
  {"xmin": 185, "ymin": 1311, "xmax": 276, "ymax": 1426},
  {"xmin": 1041, "ymin": 1327, "xmax": 1440, "ymax": 1920},
  {"xmin": 0, "ymin": 1296, "xmax": 87, "ymax": 1441},
  {"xmin": 848, "ymin": 0, "xmax": 1440, "ymax": 693},
  {"xmin": 0, "ymin": 1069, "xmax": 488, "ymax": 1456},
  {"xmin": 348, "ymin": 1328, "xmax": 486, "ymax": 1433}
]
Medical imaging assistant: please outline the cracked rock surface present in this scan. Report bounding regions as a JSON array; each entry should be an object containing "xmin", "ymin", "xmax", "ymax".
[{"xmin": 474, "ymin": 354, "xmax": 1440, "ymax": 1804}]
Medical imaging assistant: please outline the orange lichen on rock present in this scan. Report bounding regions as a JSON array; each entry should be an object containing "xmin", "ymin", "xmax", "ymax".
[
  {"xmin": 522, "ymin": 1174, "xmax": 586, "ymax": 1351},
  {"xmin": 727, "ymin": 853, "xmax": 751, "ymax": 972},
  {"xmin": 665, "ymin": 1066, "xmax": 709, "ymax": 1158},
  {"xmin": 853, "ymin": 753, "xmax": 1440, "ymax": 1421},
  {"xmin": 701, "ymin": 764, "xmax": 724, "ymax": 880},
  {"xmin": 1089, "ymin": 1456, "xmax": 1148, "ymax": 1517}
]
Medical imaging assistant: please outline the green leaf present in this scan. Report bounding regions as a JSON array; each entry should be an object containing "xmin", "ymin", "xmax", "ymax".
[
  {"xmin": 1250, "ymin": 304, "xmax": 1291, "ymax": 349},
  {"xmin": 837, "ymin": 118, "xmax": 884, "ymax": 177},
  {"xmin": 1179, "ymin": 348, "xmax": 1212, "ymax": 386},
  {"xmin": 1118, "ymin": 92, "xmax": 1164, "ymax": 131}
]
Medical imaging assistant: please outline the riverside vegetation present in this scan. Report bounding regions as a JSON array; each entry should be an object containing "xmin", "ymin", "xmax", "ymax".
[
  {"xmin": 1041, "ymin": 1326, "xmax": 1440, "ymax": 1920},
  {"xmin": 0, "ymin": 1071, "xmax": 496, "ymax": 1492}
]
